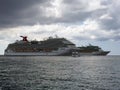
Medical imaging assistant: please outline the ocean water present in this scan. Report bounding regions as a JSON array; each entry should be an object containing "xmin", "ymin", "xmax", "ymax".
[{"xmin": 0, "ymin": 56, "xmax": 120, "ymax": 90}]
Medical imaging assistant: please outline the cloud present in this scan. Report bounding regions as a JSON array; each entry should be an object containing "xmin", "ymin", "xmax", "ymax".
[
  {"xmin": 0, "ymin": 0, "xmax": 52, "ymax": 28},
  {"xmin": 1, "ymin": 19, "xmax": 120, "ymax": 42},
  {"xmin": 98, "ymin": 0, "xmax": 120, "ymax": 30},
  {"xmin": 0, "ymin": 0, "xmax": 120, "ymax": 42},
  {"xmin": 0, "ymin": 0, "xmax": 106, "ymax": 28}
]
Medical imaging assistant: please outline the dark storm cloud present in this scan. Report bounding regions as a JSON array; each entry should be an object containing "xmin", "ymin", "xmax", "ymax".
[
  {"xmin": 58, "ymin": 11, "xmax": 92, "ymax": 23},
  {"xmin": 0, "ymin": 0, "xmax": 52, "ymax": 28},
  {"xmin": 0, "ymin": 0, "xmax": 95, "ymax": 28},
  {"xmin": 62, "ymin": 0, "xmax": 120, "ymax": 32},
  {"xmin": 0, "ymin": 0, "xmax": 120, "ymax": 42},
  {"xmin": 60, "ymin": 0, "xmax": 91, "ymax": 22},
  {"xmin": 0, "ymin": 0, "xmax": 44, "ymax": 14}
]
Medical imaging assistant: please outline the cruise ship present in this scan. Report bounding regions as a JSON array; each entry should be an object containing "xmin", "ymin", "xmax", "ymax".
[
  {"xmin": 78, "ymin": 44, "xmax": 110, "ymax": 56},
  {"xmin": 4, "ymin": 36, "xmax": 110, "ymax": 56}
]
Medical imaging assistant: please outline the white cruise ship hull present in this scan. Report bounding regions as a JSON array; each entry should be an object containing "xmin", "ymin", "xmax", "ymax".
[
  {"xmin": 79, "ymin": 51, "xmax": 110, "ymax": 56},
  {"xmin": 5, "ymin": 52, "xmax": 63, "ymax": 56},
  {"xmin": 5, "ymin": 51, "xmax": 109, "ymax": 56},
  {"xmin": 4, "ymin": 48, "xmax": 73, "ymax": 56}
]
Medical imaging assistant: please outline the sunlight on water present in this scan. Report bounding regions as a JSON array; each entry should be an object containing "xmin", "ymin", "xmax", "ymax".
[{"xmin": 0, "ymin": 56, "xmax": 120, "ymax": 90}]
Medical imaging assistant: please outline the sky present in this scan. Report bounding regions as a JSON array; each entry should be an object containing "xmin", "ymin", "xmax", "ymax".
[{"xmin": 0, "ymin": 0, "xmax": 120, "ymax": 55}]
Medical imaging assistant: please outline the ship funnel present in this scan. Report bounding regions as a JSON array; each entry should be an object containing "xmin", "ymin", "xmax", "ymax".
[{"xmin": 20, "ymin": 36, "xmax": 28, "ymax": 41}]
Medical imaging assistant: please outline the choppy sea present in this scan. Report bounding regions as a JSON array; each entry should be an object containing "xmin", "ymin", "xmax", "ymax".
[{"xmin": 0, "ymin": 56, "xmax": 120, "ymax": 90}]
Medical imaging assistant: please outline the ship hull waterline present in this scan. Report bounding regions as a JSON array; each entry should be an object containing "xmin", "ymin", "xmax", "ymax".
[{"xmin": 4, "ymin": 51, "xmax": 110, "ymax": 56}]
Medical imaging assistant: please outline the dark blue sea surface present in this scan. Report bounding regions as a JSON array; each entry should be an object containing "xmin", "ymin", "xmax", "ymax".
[{"xmin": 0, "ymin": 56, "xmax": 120, "ymax": 90}]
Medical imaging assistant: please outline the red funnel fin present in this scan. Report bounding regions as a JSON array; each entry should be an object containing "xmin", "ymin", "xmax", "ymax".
[{"xmin": 20, "ymin": 36, "xmax": 28, "ymax": 41}]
